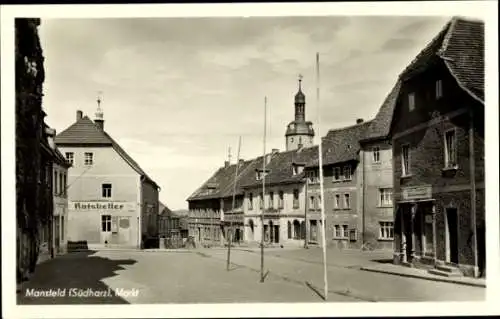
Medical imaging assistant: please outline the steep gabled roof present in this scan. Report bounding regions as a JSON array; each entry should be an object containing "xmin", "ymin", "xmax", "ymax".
[
  {"xmin": 308, "ymin": 121, "xmax": 372, "ymax": 167},
  {"xmin": 54, "ymin": 114, "xmax": 159, "ymax": 188},
  {"xmin": 54, "ymin": 116, "xmax": 113, "ymax": 145},
  {"xmin": 400, "ymin": 16, "xmax": 484, "ymax": 103},
  {"xmin": 361, "ymin": 80, "xmax": 402, "ymax": 142}
]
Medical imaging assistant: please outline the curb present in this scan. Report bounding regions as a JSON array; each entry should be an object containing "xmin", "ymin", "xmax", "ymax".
[{"xmin": 359, "ymin": 267, "xmax": 486, "ymax": 288}]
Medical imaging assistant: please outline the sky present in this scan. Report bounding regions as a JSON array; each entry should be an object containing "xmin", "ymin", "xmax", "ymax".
[{"xmin": 38, "ymin": 16, "xmax": 452, "ymax": 210}]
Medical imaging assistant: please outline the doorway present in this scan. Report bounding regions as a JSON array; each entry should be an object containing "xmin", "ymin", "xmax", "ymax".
[
  {"xmin": 274, "ymin": 225, "xmax": 279, "ymax": 243},
  {"xmin": 446, "ymin": 208, "xmax": 459, "ymax": 264}
]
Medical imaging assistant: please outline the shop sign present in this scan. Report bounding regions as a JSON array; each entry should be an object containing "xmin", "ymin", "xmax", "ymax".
[
  {"xmin": 71, "ymin": 201, "xmax": 136, "ymax": 212},
  {"xmin": 402, "ymin": 186, "xmax": 432, "ymax": 201}
]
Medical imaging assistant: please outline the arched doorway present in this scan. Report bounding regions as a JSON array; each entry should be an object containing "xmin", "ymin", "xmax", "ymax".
[
  {"xmin": 248, "ymin": 219, "xmax": 255, "ymax": 241},
  {"xmin": 293, "ymin": 220, "xmax": 300, "ymax": 240},
  {"xmin": 269, "ymin": 221, "xmax": 274, "ymax": 243}
]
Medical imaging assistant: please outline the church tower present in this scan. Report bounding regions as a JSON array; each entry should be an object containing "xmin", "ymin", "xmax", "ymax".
[
  {"xmin": 285, "ymin": 75, "xmax": 315, "ymax": 151},
  {"xmin": 94, "ymin": 92, "xmax": 105, "ymax": 130}
]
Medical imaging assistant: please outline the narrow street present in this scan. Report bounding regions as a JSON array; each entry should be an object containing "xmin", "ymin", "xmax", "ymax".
[{"xmin": 17, "ymin": 248, "xmax": 485, "ymax": 304}]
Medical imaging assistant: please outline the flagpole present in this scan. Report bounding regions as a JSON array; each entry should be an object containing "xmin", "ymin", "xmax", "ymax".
[
  {"xmin": 316, "ymin": 52, "xmax": 328, "ymax": 300},
  {"xmin": 227, "ymin": 136, "xmax": 242, "ymax": 271},
  {"xmin": 260, "ymin": 96, "xmax": 267, "ymax": 283}
]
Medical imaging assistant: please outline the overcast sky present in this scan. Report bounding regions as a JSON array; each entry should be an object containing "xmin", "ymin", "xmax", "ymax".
[{"xmin": 39, "ymin": 16, "xmax": 451, "ymax": 210}]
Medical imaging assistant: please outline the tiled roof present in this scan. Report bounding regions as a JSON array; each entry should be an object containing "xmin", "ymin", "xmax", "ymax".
[
  {"xmin": 159, "ymin": 201, "xmax": 172, "ymax": 215},
  {"xmin": 54, "ymin": 116, "xmax": 113, "ymax": 145},
  {"xmin": 361, "ymin": 80, "xmax": 402, "ymax": 141},
  {"xmin": 187, "ymin": 159, "xmax": 256, "ymax": 201},
  {"xmin": 400, "ymin": 16, "xmax": 484, "ymax": 102},
  {"xmin": 55, "ymin": 114, "xmax": 159, "ymax": 188},
  {"xmin": 308, "ymin": 121, "xmax": 372, "ymax": 167},
  {"xmin": 439, "ymin": 17, "xmax": 484, "ymax": 102}
]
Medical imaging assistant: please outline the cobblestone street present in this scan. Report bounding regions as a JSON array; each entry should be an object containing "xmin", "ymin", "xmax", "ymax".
[{"xmin": 17, "ymin": 248, "xmax": 485, "ymax": 304}]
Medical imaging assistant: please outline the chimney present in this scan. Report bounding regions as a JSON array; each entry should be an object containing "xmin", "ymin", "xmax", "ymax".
[
  {"xmin": 45, "ymin": 127, "xmax": 56, "ymax": 149},
  {"xmin": 76, "ymin": 110, "xmax": 83, "ymax": 121},
  {"xmin": 272, "ymin": 148, "xmax": 279, "ymax": 155},
  {"xmin": 239, "ymin": 159, "xmax": 244, "ymax": 166},
  {"xmin": 356, "ymin": 118, "xmax": 364, "ymax": 124},
  {"xmin": 224, "ymin": 161, "xmax": 230, "ymax": 168}
]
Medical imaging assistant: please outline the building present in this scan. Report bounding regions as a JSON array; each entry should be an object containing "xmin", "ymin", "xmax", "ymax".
[
  {"xmin": 46, "ymin": 127, "xmax": 71, "ymax": 255},
  {"xmin": 358, "ymin": 82, "xmax": 402, "ymax": 251},
  {"xmin": 16, "ymin": 18, "xmax": 59, "ymax": 283},
  {"xmin": 304, "ymin": 119, "xmax": 371, "ymax": 249},
  {"xmin": 390, "ymin": 17, "xmax": 485, "ymax": 277},
  {"xmin": 159, "ymin": 203, "xmax": 189, "ymax": 239},
  {"xmin": 54, "ymin": 103, "xmax": 161, "ymax": 249}
]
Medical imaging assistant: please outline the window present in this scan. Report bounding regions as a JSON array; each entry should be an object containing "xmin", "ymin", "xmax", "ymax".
[
  {"xmin": 59, "ymin": 173, "xmax": 63, "ymax": 196},
  {"xmin": 278, "ymin": 191, "xmax": 284, "ymax": 209},
  {"xmin": 287, "ymin": 221, "xmax": 292, "ymax": 239},
  {"xmin": 293, "ymin": 189, "xmax": 299, "ymax": 209},
  {"xmin": 334, "ymin": 194, "xmax": 341, "ymax": 209},
  {"xmin": 444, "ymin": 130, "xmax": 457, "ymax": 168},
  {"xmin": 335, "ymin": 224, "xmax": 349, "ymax": 238},
  {"xmin": 84, "ymin": 152, "xmax": 94, "ymax": 166},
  {"xmin": 379, "ymin": 188, "xmax": 393, "ymax": 206},
  {"xmin": 61, "ymin": 216, "xmax": 64, "ymax": 240},
  {"xmin": 379, "ymin": 221, "xmax": 394, "ymax": 239},
  {"xmin": 435, "ymin": 79, "xmax": 443, "ymax": 99},
  {"xmin": 401, "ymin": 144, "xmax": 410, "ymax": 176},
  {"xmin": 65, "ymin": 152, "xmax": 74, "ymax": 165},
  {"xmin": 101, "ymin": 215, "xmax": 111, "ymax": 232},
  {"xmin": 62, "ymin": 174, "xmax": 67, "ymax": 196},
  {"xmin": 316, "ymin": 195, "xmax": 321, "ymax": 210},
  {"xmin": 307, "ymin": 170, "xmax": 319, "ymax": 184},
  {"xmin": 342, "ymin": 225, "xmax": 349, "ymax": 238},
  {"xmin": 310, "ymin": 196, "xmax": 315, "ymax": 209},
  {"xmin": 408, "ymin": 92, "xmax": 415, "ymax": 111},
  {"xmin": 373, "ymin": 147, "xmax": 380, "ymax": 163},
  {"xmin": 102, "ymin": 183, "xmax": 112, "ymax": 198},
  {"xmin": 248, "ymin": 193, "xmax": 253, "ymax": 210},
  {"xmin": 333, "ymin": 167, "xmax": 341, "ymax": 181},
  {"xmin": 269, "ymin": 192, "xmax": 274, "ymax": 209},
  {"xmin": 343, "ymin": 165, "xmax": 352, "ymax": 180},
  {"xmin": 344, "ymin": 193, "xmax": 350, "ymax": 209},
  {"xmin": 54, "ymin": 171, "xmax": 58, "ymax": 195},
  {"xmin": 259, "ymin": 192, "xmax": 263, "ymax": 209}
]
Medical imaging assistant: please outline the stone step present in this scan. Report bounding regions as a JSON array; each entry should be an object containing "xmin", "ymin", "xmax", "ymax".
[
  {"xmin": 435, "ymin": 264, "xmax": 462, "ymax": 273},
  {"xmin": 428, "ymin": 268, "xmax": 463, "ymax": 277}
]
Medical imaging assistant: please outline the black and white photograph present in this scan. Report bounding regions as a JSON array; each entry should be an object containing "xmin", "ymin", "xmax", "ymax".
[{"xmin": 1, "ymin": 1, "xmax": 498, "ymax": 318}]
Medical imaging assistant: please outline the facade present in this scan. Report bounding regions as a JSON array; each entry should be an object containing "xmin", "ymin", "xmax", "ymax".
[
  {"xmin": 16, "ymin": 18, "xmax": 58, "ymax": 283},
  {"xmin": 358, "ymin": 82, "xmax": 402, "ymax": 251},
  {"xmin": 390, "ymin": 17, "xmax": 485, "ymax": 277},
  {"xmin": 54, "ymin": 107, "xmax": 160, "ymax": 249},
  {"xmin": 46, "ymin": 128, "xmax": 71, "ymax": 255},
  {"xmin": 159, "ymin": 203, "xmax": 189, "ymax": 239},
  {"xmin": 305, "ymin": 120, "xmax": 371, "ymax": 249}
]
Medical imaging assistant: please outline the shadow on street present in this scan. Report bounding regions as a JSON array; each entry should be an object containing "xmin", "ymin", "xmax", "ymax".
[{"xmin": 17, "ymin": 250, "xmax": 137, "ymax": 304}]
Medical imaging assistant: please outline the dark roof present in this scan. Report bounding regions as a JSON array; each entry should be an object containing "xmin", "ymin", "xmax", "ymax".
[
  {"xmin": 361, "ymin": 80, "xmax": 402, "ymax": 141},
  {"xmin": 400, "ymin": 16, "xmax": 484, "ymax": 103},
  {"xmin": 55, "ymin": 114, "xmax": 159, "ymax": 188},
  {"xmin": 55, "ymin": 116, "xmax": 113, "ymax": 145},
  {"xmin": 187, "ymin": 159, "xmax": 256, "ymax": 201},
  {"xmin": 439, "ymin": 17, "xmax": 484, "ymax": 102},
  {"xmin": 159, "ymin": 202, "xmax": 172, "ymax": 215},
  {"xmin": 308, "ymin": 121, "xmax": 371, "ymax": 167}
]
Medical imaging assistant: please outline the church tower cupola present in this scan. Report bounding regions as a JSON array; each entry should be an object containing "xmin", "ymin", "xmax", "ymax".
[{"xmin": 285, "ymin": 75, "xmax": 315, "ymax": 151}]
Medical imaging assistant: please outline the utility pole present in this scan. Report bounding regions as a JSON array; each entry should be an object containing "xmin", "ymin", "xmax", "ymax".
[
  {"xmin": 260, "ymin": 96, "xmax": 267, "ymax": 283},
  {"xmin": 227, "ymin": 137, "xmax": 242, "ymax": 271}
]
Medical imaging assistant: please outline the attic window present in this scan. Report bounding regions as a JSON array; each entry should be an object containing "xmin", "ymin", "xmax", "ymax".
[
  {"xmin": 293, "ymin": 164, "xmax": 304, "ymax": 176},
  {"xmin": 256, "ymin": 170, "xmax": 268, "ymax": 181}
]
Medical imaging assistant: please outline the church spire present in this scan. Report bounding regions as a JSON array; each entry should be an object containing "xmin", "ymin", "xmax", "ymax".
[{"xmin": 94, "ymin": 91, "xmax": 105, "ymax": 130}]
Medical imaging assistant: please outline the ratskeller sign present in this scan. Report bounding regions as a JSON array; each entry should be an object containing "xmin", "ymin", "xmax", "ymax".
[{"xmin": 71, "ymin": 201, "xmax": 136, "ymax": 211}]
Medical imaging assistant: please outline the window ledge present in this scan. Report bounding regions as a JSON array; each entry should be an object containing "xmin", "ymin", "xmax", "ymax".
[
  {"xmin": 372, "ymin": 162, "xmax": 382, "ymax": 165},
  {"xmin": 377, "ymin": 205, "xmax": 393, "ymax": 209},
  {"xmin": 378, "ymin": 238, "xmax": 394, "ymax": 241},
  {"xmin": 400, "ymin": 174, "xmax": 412, "ymax": 179},
  {"xmin": 442, "ymin": 165, "xmax": 458, "ymax": 172},
  {"xmin": 333, "ymin": 237, "xmax": 348, "ymax": 240}
]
